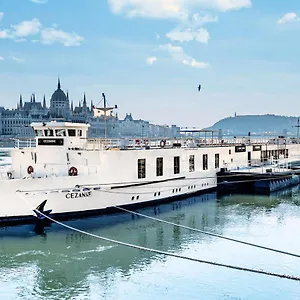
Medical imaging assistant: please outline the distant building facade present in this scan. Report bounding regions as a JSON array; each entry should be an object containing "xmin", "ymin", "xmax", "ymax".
[{"xmin": 0, "ymin": 78, "xmax": 180, "ymax": 138}]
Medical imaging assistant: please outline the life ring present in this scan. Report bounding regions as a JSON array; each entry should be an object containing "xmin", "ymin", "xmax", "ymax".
[
  {"xmin": 27, "ymin": 166, "xmax": 34, "ymax": 174},
  {"xmin": 160, "ymin": 139, "xmax": 166, "ymax": 148},
  {"xmin": 69, "ymin": 166, "xmax": 78, "ymax": 176}
]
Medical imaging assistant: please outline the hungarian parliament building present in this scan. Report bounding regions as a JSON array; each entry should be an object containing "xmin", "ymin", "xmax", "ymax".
[{"xmin": 0, "ymin": 78, "xmax": 180, "ymax": 138}]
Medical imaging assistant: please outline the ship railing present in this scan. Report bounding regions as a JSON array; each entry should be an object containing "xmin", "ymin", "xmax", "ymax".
[
  {"xmin": 11, "ymin": 136, "xmax": 300, "ymax": 150},
  {"xmin": 0, "ymin": 171, "xmax": 10, "ymax": 181},
  {"xmin": 13, "ymin": 138, "xmax": 36, "ymax": 149},
  {"xmin": 228, "ymin": 155, "xmax": 300, "ymax": 173},
  {"xmin": 79, "ymin": 137, "xmax": 300, "ymax": 150}
]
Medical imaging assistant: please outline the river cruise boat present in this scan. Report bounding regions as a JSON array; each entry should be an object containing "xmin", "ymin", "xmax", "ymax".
[{"xmin": 0, "ymin": 121, "xmax": 299, "ymax": 225}]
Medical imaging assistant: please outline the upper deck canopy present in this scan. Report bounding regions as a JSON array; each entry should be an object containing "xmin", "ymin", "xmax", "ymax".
[{"xmin": 31, "ymin": 122, "xmax": 90, "ymax": 130}]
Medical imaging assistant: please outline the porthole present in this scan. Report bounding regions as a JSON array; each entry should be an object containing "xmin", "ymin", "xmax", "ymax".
[
  {"xmin": 137, "ymin": 195, "xmax": 140, "ymax": 200},
  {"xmin": 154, "ymin": 192, "xmax": 157, "ymax": 197},
  {"xmin": 158, "ymin": 192, "xmax": 161, "ymax": 196},
  {"xmin": 131, "ymin": 196, "xmax": 135, "ymax": 201}
]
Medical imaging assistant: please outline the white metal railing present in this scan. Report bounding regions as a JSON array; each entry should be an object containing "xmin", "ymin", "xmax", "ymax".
[
  {"xmin": 11, "ymin": 136, "xmax": 300, "ymax": 150},
  {"xmin": 228, "ymin": 155, "xmax": 300, "ymax": 173},
  {"xmin": 13, "ymin": 138, "xmax": 36, "ymax": 149}
]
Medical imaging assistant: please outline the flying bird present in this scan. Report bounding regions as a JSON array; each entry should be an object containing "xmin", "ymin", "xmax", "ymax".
[{"xmin": 198, "ymin": 85, "xmax": 201, "ymax": 92}]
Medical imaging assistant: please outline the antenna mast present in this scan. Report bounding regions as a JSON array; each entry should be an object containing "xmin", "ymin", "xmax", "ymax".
[{"xmin": 293, "ymin": 118, "xmax": 300, "ymax": 140}]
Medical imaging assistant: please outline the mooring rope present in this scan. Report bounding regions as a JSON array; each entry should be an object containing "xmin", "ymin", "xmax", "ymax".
[
  {"xmin": 15, "ymin": 192, "xmax": 300, "ymax": 282},
  {"xmin": 113, "ymin": 206, "xmax": 300, "ymax": 259},
  {"xmin": 31, "ymin": 208, "xmax": 300, "ymax": 282}
]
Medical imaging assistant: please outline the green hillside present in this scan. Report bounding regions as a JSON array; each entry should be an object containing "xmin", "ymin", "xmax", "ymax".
[{"xmin": 206, "ymin": 114, "xmax": 300, "ymax": 136}]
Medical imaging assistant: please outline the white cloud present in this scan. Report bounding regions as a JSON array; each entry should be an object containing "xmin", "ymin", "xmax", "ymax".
[
  {"xmin": 166, "ymin": 27, "xmax": 209, "ymax": 43},
  {"xmin": 158, "ymin": 43, "xmax": 209, "ymax": 68},
  {"xmin": 0, "ymin": 18, "xmax": 41, "ymax": 41},
  {"xmin": 155, "ymin": 32, "xmax": 160, "ymax": 39},
  {"xmin": 9, "ymin": 56, "xmax": 24, "ymax": 63},
  {"xmin": 0, "ymin": 18, "xmax": 84, "ymax": 47},
  {"xmin": 182, "ymin": 58, "xmax": 208, "ymax": 68},
  {"xmin": 192, "ymin": 13, "xmax": 218, "ymax": 25},
  {"xmin": 11, "ymin": 18, "xmax": 42, "ymax": 37},
  {"xmin": 146, "ymin": 56, "xmax": 157, "ymax": 65},
  {"xmin": 0, "ymin": 12, "xmax": 4, "ymax": 22},
  {"xmin": 108, "ymin": 0, "xmax": 251, "ymax": 19},
  {"xmin": 30, "ymin": 0, "xmax": 48, "ymax": 3},
  {"xmin": 0, "ymin": 56, "xmax": 4, "ymax": 61},
  {"xmin": 0, "ymin": 30, "xmax": 11, "ymax": 39},
  {"xmin": 277, "ymin": 12, "xmax": 300, "ymax": 24},
  {"xmin": 40, "ymin": 27, "xmax": 84, "ymax": 46}
]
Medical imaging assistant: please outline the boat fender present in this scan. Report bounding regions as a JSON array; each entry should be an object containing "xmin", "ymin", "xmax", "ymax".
[
  {"xmin": 160, "ymin": 139, "xmax": 166, "ymax": 148},
  {"xmin": 69, "ymin": 166, "xmax": 78, "ymax": 176},
  {"xmin": 27, "ymin": 165, "xmax": 34, "ymax": 174}
]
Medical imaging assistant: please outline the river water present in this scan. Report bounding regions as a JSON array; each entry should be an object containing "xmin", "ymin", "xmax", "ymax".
[{"xmin": 1, "ymin": 152, "xmax": 300, "ymax": 299}]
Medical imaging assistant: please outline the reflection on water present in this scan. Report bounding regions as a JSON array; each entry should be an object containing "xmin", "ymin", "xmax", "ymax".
[{"xmin": 1, "ymin": 190, "xmax": 300, "ymax": 299}]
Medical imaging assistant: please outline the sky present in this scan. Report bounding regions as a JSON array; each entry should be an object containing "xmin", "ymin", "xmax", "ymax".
[{"xmin": 0, "ymin": 0, "xmax": 300, "ymax": 128}]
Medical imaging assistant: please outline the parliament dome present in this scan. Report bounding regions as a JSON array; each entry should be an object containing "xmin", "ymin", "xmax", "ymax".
[{"xmin": 49, "ymin": 78, "xmax": 70, "ymax": 119}]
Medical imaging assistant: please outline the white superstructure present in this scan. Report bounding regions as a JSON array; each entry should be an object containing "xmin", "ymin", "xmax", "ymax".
[{"xmin": 0, "ymin": 121, "xmax": 299, "ymax": 225}]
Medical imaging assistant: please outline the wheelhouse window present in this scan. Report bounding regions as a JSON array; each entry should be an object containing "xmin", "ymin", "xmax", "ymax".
[
  {"xmin": 203, "ymin": 154, "xmax": 208, "ymax": 170},
  {"xmin": 174, "ymin": 156, "xmax": 180, "ymax": 174},
  {"xmin": 189, "ymin": 155, "xmax": 195, "ymax": 172},
  {"xmin": 44, "ymin": 129, "xmax": 54, "ymax": 137},
  {"xmin": 138, "ymin": 159, "xmax": 146, "ymax": 179},
  {"xmin": 215, "ymin": 153, "xmax": 219, "ymax": 169},
  {"xmin": 156, "ymin": 157, "xmax": 163, "ymax": 177},
  {"xmin": 78, "ymin": 129, "xmax": 82, "ymax": 137},
  {"xmin": 68, "ymin": 129, "xmax": 76, "ymax": 137},
  {"xmin": 34, "ymin": 130, "xmax": 44, "ymax": 137},
  {"xmin": 55, "ymin": 129, "xmax": 66, "ymax": 137}
]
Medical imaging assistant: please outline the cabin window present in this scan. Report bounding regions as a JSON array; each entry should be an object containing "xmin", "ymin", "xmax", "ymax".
[
  {"xmin": 68, "ymin": 129, "xmax": 76, "ymax": 137},
  {"xmin": 156, "ymin": 157, "xmax": 163, "ymax": 177},
  {"xmin": 189, "ymin": 155, "xmax": 195, "ymax": 172},
  {"xmin": 229, "ymin": 149, "xmax": 231, "ymax": 155},
  {"xmin": 138, "ymin": 159, "xmax": 146, "ymax": 179},
  {"xmin": 215, "ymin": 154, "xmax": 220, "ymax": 169},
  {"xmin": 203, "ymin": 154, "xmax": 208, "ymax": 170},
  {"xmin": 174, "ymin": 156, "xmax": 180, "ymax": 174},
  {"xmin": 55, "ymin": 129, "xmax": 66, "ymax": 137},
  {"xmin": 44, "ymin": 129, "xmax": 54, "ymax": 137},
  {"xmin": 35, "ymin": 130, "xmax": 43, "ymax": 137},
  {"xmin": 78, "ymin": 130, "xmax": 83, "ymax": 137}
]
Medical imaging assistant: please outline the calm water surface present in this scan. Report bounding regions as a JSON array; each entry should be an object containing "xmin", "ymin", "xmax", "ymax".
[{"xmin": 1, "ymin": 189, "xmax": 300, "ymax": 299}]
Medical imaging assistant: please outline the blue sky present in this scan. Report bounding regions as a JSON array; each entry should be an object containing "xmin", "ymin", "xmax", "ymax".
[{"xmin": 0, "ymin": 0, "xmax": 299, "ymax": 128}]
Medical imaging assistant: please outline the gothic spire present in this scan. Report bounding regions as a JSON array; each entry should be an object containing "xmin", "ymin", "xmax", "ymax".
[
  {"xmin": 67, "ymin": 90, "xmax": 69, "ymax": 100},
  {"xmin": 32, "ymin": 93, "xmax": 36, "ymax": 103},
  {"xmin": 19, "ymin": 94, "xmax": 23, "ymax": 109},
  {"xmin": 83, "ymin": 93, "xmax": 87, "ymax": 108},
  {"xmin": 71, "ymin": 100, "xmax": 74, "ymax": 111},
  {"xmin": 57, "ymin": 76, "xmax": 61, "ymax": 89},
  {"xmin": 90, "ymin": 100, "xmax": 93, "ymax": 111},
  {"xmin": 43, "ymin": 95, "xmax": 46, "ymax": 109}
]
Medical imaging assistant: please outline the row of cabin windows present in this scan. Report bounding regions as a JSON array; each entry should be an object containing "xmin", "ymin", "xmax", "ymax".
[
  {"xmin": 35, "ymin": 129, "xmax": 83, "ymax": 137},
  {"xmin": 138, "ymin": 153, "xmax": 220, "ymax": 179}
]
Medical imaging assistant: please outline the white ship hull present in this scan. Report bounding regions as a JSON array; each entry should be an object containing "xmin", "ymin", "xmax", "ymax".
[{"xmin": 0, "ymin": 174, "xmax": 216, "ymax": 224}]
